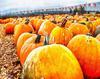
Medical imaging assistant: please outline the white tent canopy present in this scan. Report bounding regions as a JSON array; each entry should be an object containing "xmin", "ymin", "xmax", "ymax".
[{"xmin": 0, "ymin": 0, "xmax": 100, "ymax": 11}]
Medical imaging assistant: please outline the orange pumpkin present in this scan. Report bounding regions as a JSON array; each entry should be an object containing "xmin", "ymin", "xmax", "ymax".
[
  {"xmin": 17, "ymin": 32, "xmax": 33, "ymax": 57},
  {"xmin": 49, "ymin": 27, "xmax": 73, "ymax": 46},
  {"xmin": 0, "ymin": 18, "xmax": 11, "ymax": 24},
  {"xmin": 96, "ymin": 34, "xmax": 100, "ymax": 41},
  {"xmin": 38, "ymin": 20, "xmax": 56, "ymax": 36},
  {"xmin": 20, "ymin": 34, "xmax": 45, "ymax": 65},
  {"xmin": 30, "ymin": 18, "xmax": 44, "ymax": 33},
  {"xmin": 5, "ymin": 23, "xmax": 16, "ymax": 34},
  {"xmin": 22, "ymin": 44, "xmax": 83, "ymax": 79},
  {"xmin": 79, "ymin": 21, "xmax": 96, "ymax": 35},
  {"xmin": 14, "ymin": 20, "xmax": 33, "ymax": 44},
  {"xmin": 67, "ymin": 35, "xmax": 100, "ymax": 78},
  {"xmin": 69, "ymin": 23, "xmax": 89, "ymax": 36}
]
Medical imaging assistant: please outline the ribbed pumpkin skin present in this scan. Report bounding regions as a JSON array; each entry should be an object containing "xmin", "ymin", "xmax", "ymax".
[
  {"xmin": 30, "ymin": 18, "xmax": 44, "ymax": 32},
  {"xmin": 14, "ymin": 23, "xmax": 33, "ymax": 44},
  {"xmin": 49, "ymin": 26, "xmax": 73, "ymax": 46},
  {"xmin": 20, "ymin": 35, "xmax": 45, "ymax": 65},
  {"xmin": 22, "ymin": 44, "xmax": 84, "ymax": 79},
  {"xmin": 69, "ymin": 23, "xmax": 89, "ymax": 36},
  {"xmin": 67, "ymin": 35, "xmax": 100, "ymax": 78},
  {"xmin": 38, "ymin": 20, "xmax": 56, "ymax": 36},
  {"xmin": 17, "ymin": 33, "xmax": 33, "ymax": 57}
]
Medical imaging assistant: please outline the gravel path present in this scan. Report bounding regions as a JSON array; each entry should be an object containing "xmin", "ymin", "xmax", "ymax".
[{"xmin": 0, "ymin": 25, "xmax": 22, "ymax": 79}]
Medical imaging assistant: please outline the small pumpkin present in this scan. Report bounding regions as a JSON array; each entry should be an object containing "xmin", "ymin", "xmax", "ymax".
[
  {"xmin": 69, "ymin": 23, "xmax": 89, "ymax": 36},
  {"xmin": 49, "ymin": 17, "xmax": 73, "ymax": 46},
  {"xmin": 67, "ymin": 35, "xmax": 100, "ymax": 78},
  {"xmin": 17, "ymin": 32, "xmax": 33, "ymax": 57},
  {"xmin": 20, "ymin": 34, "xmax": 45, "ymax": 65},
  {"xmin": 38, "ymin": 20, "xmax": 56, "ymax": 36},
  {"xmin": 79, "ymin": 21, "xmax": 96, "ymax": 35},
  {"xmin": 22, "ymin": 44, "xmax": 83, "ymax": 79},
  {"xmin": 5, "ymin": 23, "xmax": 16, "ymax": 34},
  {"xmin": 0, "ymin": 18, "xmax": 11, "ymax": 24},
  {"xmin": 30, "ymin": 18, "xmax": 44, "ymax": 33},
  {"xmin": 14, "ymin": 19, "xmax": 33, "ymax": 44}
]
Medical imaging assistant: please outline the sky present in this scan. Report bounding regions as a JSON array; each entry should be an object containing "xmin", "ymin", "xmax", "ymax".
[{"xmin": 0, "ymin": 0, "xmax": 100, "ymax": 10}]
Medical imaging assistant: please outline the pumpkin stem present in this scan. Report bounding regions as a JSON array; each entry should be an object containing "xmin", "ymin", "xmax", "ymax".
[
  {"xmin": 60, "ymin": 16, "xmax": 68, "ymax": 27},
  {"xmin": 86, "ymin": 18, "xmax": 89, "ymax": 21},
  {"xmin": 25, "ymin": 18, "xmax": 30, "ymax": 24},
  {"xmin": 80, "ymin": 22, "xmax": 86, "ymax": 25},
  {"xmin": 35, "ymin": 34, "xmax": 41, "ymax": 43},
  {"xmin": 51, "ymin": 20, "xmax": 57, "ymax": 24},
  {"xmin": 44, "ymin": 36, "xmax": 49, "ymax": 45},
  {"xmin": 41, "ymin": 14, "xmax": 45, "ymax": 19}
]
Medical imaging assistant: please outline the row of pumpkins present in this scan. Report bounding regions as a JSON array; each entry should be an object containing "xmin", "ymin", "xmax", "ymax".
[{"xmin": 0, "ymin": 14, "xmax": 100, "ymax": 79}]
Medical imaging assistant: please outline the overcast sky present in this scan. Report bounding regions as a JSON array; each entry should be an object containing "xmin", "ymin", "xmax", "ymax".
[{"xmin": 0, "ymin": 0, "xmax": 99, "ymax": 10}]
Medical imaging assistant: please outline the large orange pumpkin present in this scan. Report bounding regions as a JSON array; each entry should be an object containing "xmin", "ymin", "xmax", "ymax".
[
  {"xmin": 69, "ymin": 23, "xmax": 89, "ymax": 36},
  {"xmin": 20, "ymin": 34, "xmax": 45, "ymax": 65},
  {"xmin": 17, "ymin": 32, "xmax": 33, "ymax": 57},
  {"xmin": 22, "ymin": 44, "xmax": 83, "ymax": 79},
  {"xmin": 38, "ymin": 20, "xmax": 56, "ymax": 36},
  {"xmin": 14, "ymin": 20, "xmax": 33, "ymax": 44},
  {"xmin": 67, "ymin": 35, "xmax": 100, "ymax": 78}
]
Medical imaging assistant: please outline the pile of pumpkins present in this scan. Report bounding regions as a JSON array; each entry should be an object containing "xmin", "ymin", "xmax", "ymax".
[{"xmin": 0, "ymin": 14, "xmax": 100, "ymax": 79}]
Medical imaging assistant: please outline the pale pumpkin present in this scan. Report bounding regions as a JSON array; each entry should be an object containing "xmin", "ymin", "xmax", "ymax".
[{"xmin": 22, "ymin": 44, "xmax": 83, "ymax": 79}]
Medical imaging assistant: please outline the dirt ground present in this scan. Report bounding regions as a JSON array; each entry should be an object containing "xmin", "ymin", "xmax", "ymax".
[{"xmin": 0, "ymin": 25, "xmax": 22, "ymax": 79}]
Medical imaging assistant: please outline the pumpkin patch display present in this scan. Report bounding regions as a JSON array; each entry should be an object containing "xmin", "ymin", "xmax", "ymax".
[
  {"xmin": 20, "ymin": 34, "xmax": 45, "ymax": 65},
  {"xmin": 22, "ymin": 44, "xmax": 84, "ymax": 79},
  {"xmin": 38, "ymin": 20, "xmax": 56, "ymax": 36},
  {"xmin": 67, "ymin": 35, "xmax": 100, "ymax": 78},
  {"xmin": 17, "ymin": 32, "xmax": 33, "ymax": 57},
  {"xmin": 69, "ymin": 23, "xmax": 89, "ymax": 36}
]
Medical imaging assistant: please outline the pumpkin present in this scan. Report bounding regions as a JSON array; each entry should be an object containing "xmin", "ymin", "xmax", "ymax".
[
  {"xmin": 17, "ymin": 32, "xmax": 33, "ymax": 57},
  {"xmin": 96, "ymin": 34, "xmax": 100, "ymax": 41},
  {"xmin": 30, "ymin": 18, "xmax": 44, "ymax": 33},
  {"xmin": 5, "ymin": 23, "xmax": 16, "ymax": 34},
  {"xmin": 49, "ymin": 17, "xmax": 73, "ymax": 46},
  {"xmin": 22, "ymin": 44, "xmax": 83, "ymax": 79},
  {"xmin": 65, "ymin": 20, "xmax": 73, "ymax": 28},
  {"xmin": 69, "ymin": 23, "xmax": 89, "ymax": 36},
  {"xmin": 38, "ymin": 20, "xmax": 56, "ymax": 36},
  {"xmin": 0, "ymin": 18, "xmax": 11, "ymax": 24},
  {"xmin": 79, "ymin": 21, "xmax": 96, "ymax": 35},
  {"xmin": 14, "ymin": 19, "xmax": 33, "ymax": 44},
  {"xmin": 67, "ymin": 35, "xmax": 100, "ymax": 78},
  {"xmin": 20, "ymin": 34, "xmax": 45, "ymax": 65}
]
